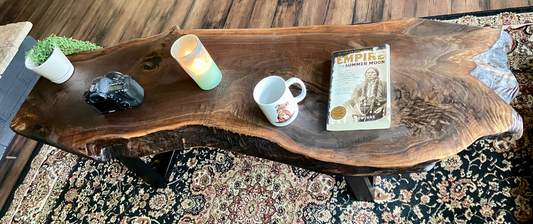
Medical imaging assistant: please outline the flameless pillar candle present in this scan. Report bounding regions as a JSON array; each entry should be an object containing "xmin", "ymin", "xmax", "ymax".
[{"xmin": 171, "ymin": 34, "xmax": 222, "ymax": 90}]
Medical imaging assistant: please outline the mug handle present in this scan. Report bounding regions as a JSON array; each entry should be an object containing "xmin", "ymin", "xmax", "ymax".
[{"xmin": 285, "ymin": 77, "xmax": 307, "ymax": 103}]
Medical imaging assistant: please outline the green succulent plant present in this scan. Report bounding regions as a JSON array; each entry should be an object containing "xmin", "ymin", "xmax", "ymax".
[{"xmin": 25, "ymin": 34, "xmax": 102, "ymax": 66}]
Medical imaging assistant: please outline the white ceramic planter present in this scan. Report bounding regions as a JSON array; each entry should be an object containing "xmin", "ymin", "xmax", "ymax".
[{"xmin": 25, "ymin": 47, "xmax": 74, "ymax": 84}]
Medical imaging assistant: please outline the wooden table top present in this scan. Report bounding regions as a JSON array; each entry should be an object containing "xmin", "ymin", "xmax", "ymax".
[{"xmin": 10, "ymin": 18, "xmax": 522, "ymax": 176}]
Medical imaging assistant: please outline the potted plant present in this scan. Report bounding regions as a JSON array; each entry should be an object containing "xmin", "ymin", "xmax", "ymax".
[{"xmin": 25, "ymin": 34, "xmax": 101, "ymax": 84}]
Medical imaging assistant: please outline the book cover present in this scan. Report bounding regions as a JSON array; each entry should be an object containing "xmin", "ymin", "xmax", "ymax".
[{"xmin": 326, "ymin": 44, "xmax": 391, "ymax": 131}]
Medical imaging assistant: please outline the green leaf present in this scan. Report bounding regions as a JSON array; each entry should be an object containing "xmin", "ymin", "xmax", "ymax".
[{"xmin": 25, "ymin": 34, "xmax": 102, "ymax": 66}]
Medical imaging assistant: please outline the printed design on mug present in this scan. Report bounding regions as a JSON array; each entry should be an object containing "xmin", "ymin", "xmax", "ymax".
[{"xmin": 275, "ymin": 102, "xmax": 295, "ymax": 123}]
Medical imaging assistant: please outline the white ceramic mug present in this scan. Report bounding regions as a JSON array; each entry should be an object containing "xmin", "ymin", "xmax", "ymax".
[{"xmin": 253, "ymin": 76, "xmax": 307, "ymax": 127}]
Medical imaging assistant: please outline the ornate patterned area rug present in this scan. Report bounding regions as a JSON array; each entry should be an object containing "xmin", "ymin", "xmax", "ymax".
[{"xmin": 2, "ymin": 12, "xmax": 533, "ymax": 224}]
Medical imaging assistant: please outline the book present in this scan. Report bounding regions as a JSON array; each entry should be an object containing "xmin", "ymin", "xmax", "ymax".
[{"xmin": 326, "ymin": 44, "xmax": 391, "ymax": 131}]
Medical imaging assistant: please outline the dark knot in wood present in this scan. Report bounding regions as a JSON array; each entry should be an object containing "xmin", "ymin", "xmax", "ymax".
[{"xmin": 142, "ymin": 53, "xmax": 162, "ymax": 70}]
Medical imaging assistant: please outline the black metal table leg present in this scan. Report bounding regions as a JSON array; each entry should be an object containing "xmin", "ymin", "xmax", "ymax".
[
  {"xmin": 345, "ymin": 176, "xmax": 375, "ymax": 202},
  {"xmin": 117, "ymin": 150, "xmax": 177, "ymax": 188}
]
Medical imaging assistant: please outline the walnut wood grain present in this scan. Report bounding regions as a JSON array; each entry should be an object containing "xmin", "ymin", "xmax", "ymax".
[{"xmin": 10, "ymin": 18, "xmax": 523, "ymax": 176}]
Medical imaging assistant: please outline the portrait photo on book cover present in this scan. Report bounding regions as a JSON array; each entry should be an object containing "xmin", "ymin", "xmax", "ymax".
[{"xmin": 342, "ymin": 67, "xmax": 387, "ymax": 122}]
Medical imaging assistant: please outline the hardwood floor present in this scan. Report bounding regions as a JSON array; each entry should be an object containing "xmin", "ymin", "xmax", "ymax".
[
  {"xmin": 0, "ymin": 0, "xmax": 531, "ymax": 214},
  {"xmin": 0, "ymin": 136, "xmax": 39, "ymax": 213},
  {"xmin": 0, "ymin": 0, "xmax": 531, "ymax": 46}
]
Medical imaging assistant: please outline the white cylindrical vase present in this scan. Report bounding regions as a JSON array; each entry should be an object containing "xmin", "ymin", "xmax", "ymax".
[{"xmin": 25, "ymin": 47, "xmax": 74, "ymax": 84}]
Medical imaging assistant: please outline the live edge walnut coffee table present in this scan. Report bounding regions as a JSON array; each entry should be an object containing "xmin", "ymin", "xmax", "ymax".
[{"xmin": 10, "ymin": 18, "xmax": 522, "ymax": 201}]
